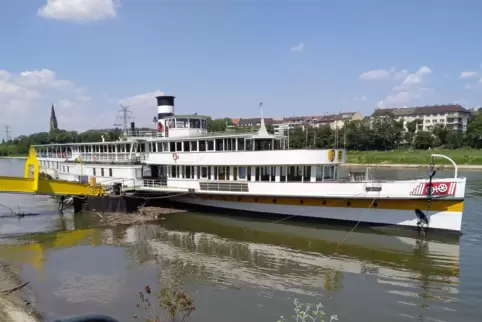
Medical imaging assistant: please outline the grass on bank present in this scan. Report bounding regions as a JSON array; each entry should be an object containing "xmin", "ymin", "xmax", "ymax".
[{"xmin": 347, "ymin": 148, "xmax": 482, "ymax": 165}]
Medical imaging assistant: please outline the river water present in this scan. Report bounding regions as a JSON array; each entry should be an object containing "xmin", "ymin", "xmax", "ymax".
[{"xmin": 0, "ymin": 159, "xmax": 480, "ymax": 322}]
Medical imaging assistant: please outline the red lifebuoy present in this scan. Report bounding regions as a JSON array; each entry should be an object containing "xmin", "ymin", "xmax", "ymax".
[
  {"xmin": 157, "ymin": 122, "xmax": 163, "ymax": 132},
  {"xmin": 172, "ymin": 152, "xmax": 179, "ymax": 161}
]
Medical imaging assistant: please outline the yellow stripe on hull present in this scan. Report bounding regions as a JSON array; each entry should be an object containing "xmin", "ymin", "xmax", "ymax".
[{"xmin": 196, "ymin": 194, "xmax": 464, "ymax": 212}]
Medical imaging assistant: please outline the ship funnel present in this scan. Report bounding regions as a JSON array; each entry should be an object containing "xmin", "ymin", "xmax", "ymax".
[
  {"xmin": 156, "ymin": 95, "xmax": 175, "ymax": 120},
  {"xmin": 156, "ymin": 95, "xmax": 175, "ymax": 136}
]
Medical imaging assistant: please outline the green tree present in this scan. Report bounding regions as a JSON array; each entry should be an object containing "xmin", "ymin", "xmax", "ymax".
[
  {"xmin": 445, "ymin": 130, "xmax": 464, "ymax": 149},
  {"xmin": 466, "ymin": 114, "xmax": 482, "ymax": 148},
  {"xmin": 404, "ymin": 119, "xmax": 422, "ymax": 147},
  {"xmin": 413, "ymin": 131, "xmax": 433, "ymax": 149},
  {"xmin": 369, "ymin": 116, "xmax": 403, "ymax": 150},
  {"xmin": 207, "ymin": 117, "xmax": 232, "ymax": 132},
  {"xmin": 432, "ymin": 124, "xmax": 449, "ymax": 147}
]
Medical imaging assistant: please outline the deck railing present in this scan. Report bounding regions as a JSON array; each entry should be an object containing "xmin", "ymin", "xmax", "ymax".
[
  {"xmin": 199, "ymin": 181, "xmax": 249, "ymax": 192},
  {"xmin": 37, "ymin": 152, "xmax": 147, "ymax": 164},
  {"xmin": 142, "ymin": 179, "xmax": 168, "ymax": 189}
]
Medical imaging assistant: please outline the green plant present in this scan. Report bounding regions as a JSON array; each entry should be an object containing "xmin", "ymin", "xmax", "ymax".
[
  {"xmin": 134, "ymin": 285, "xmax": 195, "ymax": 322},
  {"xmin": 277, "ymin": 299, "xmax": 338, "ymax": 322}
]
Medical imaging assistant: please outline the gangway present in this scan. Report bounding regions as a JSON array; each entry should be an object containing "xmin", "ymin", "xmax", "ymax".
[{"xmin": 0, "ymin": 148, "xmax": 105, "ymax": 196}]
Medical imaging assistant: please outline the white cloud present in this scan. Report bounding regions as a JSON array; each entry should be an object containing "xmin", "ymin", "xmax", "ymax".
[
  {"xmin": 117, "ymin": 90, "xmax": 164, "ymax": 127},
  {"xmin": 0, "ymin": 68, "xmax": 89, "ymax": 135},
  {"xmin": 353, "ymin": 95, "xmax": 367, "ymax": 101},
  {"xmin": 119, "ymin": 90, "xmax": 164, "ymax": 109},
  {"xmin": 16, "ymin": 69, "xmax": 73, "ymax": 88},
  {"xmin": 359, "ymin": 68, "xmax": 409, "ymax": 81},
  {"xmin": 290, "ymin": 43, "xmax": 304, "ymax": 52},
  {"xmin": 0, "ymin": 81, "xmax": 21, "ymax": 94},
  {"xmin": 0, "ymin": 70, "xmax": 12, "ymax": 82},
  {"xmin": 459, "ymin": 71, "xmax": 477, "ymax": 79},
  {"xmin": 38, "ymin": 0, "xmax": 120, "ymax": 22},
  {"xmin": 374, "ymin": 66, "xmax": 432, "ymax": 109},
  {"xmin": 359, "ymin": 69, "xmax": 392, "ymax": 80},
  {"xmin": 376, "ymin": 90, "xmax": 429, "ymax": 109},
  {"xmin": 392, "ymin": 66, "xmax": 432, "ymax": 92}
]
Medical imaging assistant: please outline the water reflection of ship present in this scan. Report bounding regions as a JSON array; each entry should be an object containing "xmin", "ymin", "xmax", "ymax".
[
  {"xmin": 118, "ymin": 213, "xmax": 460, "ymax": 298},
  {"xmin": 0, "ymin": 228, "xmax": 103, "ymax": 276}
]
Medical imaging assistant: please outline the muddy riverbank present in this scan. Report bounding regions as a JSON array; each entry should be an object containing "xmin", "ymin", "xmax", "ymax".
[{"xmin": 0, "ymin": 261, "xmax": 40, "ymax": 322}]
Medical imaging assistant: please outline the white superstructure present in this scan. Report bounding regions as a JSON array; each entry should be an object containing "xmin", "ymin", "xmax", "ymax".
[{"xmin": 33, "ymin": 95, "xmax": 467, "ymax": 234}]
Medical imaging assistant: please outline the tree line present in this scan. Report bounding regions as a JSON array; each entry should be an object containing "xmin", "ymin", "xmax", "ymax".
[
  {"xmin": 2, "ymin": 114, "xmax": 482, "ymax": 156},
  {"xmin": 0, "ymin": 118, "xmax": 234, "ymax": 156},
  {"xmin": 282, "ymin": 115, "xmax": 479, "ymax": 150}
]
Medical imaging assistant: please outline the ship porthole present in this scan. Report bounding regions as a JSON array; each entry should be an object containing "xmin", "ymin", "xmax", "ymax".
[
  {"xmin": 237, "ymin": 197, "xmax": 241, "ymax": 202},
  {"xmin": 300, "ymin": 200, "xmax": 304, "ymax": 205},
  {"xmin": 373, "ymin": 202, "xmax": 378, "ymax": 208},
  {"xmin": 346, "ymin": 201, "xmax": 351, "ymax": 206},
  {"xmin": 322, "ymin": 200, "xmax": 327, "ymax": 206},
  {"xmin": 254, "ymin": 198, "xmax": 258, "ymax": 203},
  {"xmin": 272, "ymin": 199, "xmax": 277, "ymax": 204}
]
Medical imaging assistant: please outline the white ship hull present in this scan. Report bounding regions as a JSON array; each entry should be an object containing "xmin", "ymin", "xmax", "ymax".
[{"xmin": 172, "ymin": 195, "xmax": 463, "ymax": 233}]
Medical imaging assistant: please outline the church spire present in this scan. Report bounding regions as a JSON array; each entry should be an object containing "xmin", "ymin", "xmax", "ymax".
[{"xmin": 50, "ymin": 103, "xmax": 58, "ymax": 132}]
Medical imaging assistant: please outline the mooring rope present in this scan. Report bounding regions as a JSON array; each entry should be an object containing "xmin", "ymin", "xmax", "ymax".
[
  {"xmin": 0, "ymin": 203, "xmax": 15, "ymax": 215},
  {"xmin": 334, "ymin": 193, "xmax": 380, "ymax": 250}
]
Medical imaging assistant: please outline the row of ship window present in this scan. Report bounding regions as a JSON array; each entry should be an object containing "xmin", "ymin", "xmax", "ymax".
[
  {"xmin": 36, "ymin": 137, "xmax": 285, "ymax": 155},
  {"xmin": 39, "ymin": 161, "xmax": 337, "ymax": 181},
  {"xmin": 145, "ymin": 165, "xmax": 337, "ymax": 182}
]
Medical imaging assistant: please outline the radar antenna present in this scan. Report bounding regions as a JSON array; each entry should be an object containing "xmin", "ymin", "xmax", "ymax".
[{"xmin": 114, "ymin": 104, "xmax": 135, "ymax": 135}]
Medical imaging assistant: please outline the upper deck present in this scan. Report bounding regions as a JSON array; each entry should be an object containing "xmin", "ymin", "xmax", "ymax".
[
  {"xmin": 32, "ymin": 126, "xmax": 346, "ymax": 166},
  {"xmin": 31, "ymin": 97, "xmax": 346, "ymax": 166}
]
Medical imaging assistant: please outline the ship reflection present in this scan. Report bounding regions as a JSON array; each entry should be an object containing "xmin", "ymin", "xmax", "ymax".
[{"xmin": 117, "ymin": 213, "xmax": 460, "ymax": 299}]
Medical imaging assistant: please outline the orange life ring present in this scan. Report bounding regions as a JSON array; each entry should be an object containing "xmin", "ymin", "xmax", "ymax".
[{"xmin": 172, "ymin": 152, "xmax": 179, "ymax": 161}]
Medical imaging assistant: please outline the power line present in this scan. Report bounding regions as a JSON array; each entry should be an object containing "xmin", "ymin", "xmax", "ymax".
[
  {"xmin": 113, "ymin": 104, "xmax": 134, "ymax": 134},
  {"xmin": 4, "ymin": 125, "xmax": 11, "ymax": 142}
]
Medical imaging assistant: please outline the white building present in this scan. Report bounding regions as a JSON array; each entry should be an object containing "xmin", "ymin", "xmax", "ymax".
[{"xmin": 371, "ymin": 104, "xmax": 472, "ymax": 132}]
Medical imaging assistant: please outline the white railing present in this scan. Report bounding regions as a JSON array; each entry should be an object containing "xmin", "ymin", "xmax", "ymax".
[
  {"xmin": 98, "ymin": 177, "xmax": 137, "ymax": 188},
  {"xmin": 142, "ymin": 179, "xmax": 168, "ymax": 189},
  {"xmin": 37, "ymin": 152, "xmax": 149, "ymax": 164},
  {"xmin": 37, "ymin": 152, "xmax": 72, "ymax": 158},
  {"xmin": 199, "ymin": 181, "xmax": 249, "ymax": 192},
  {"xmin": 76, "ymin": 153, "xmax": 132, "ymax": 163},
  {"xmin": 431, "ymin": 154, "xmax": 458, "ymax": 178},
  {"xmin": 137, "ymin": 154, "xmax": 147, "ymax": 162},
  {"xmin": 126, "ymin": 129, "xmax": 163, "ymax": 138}
]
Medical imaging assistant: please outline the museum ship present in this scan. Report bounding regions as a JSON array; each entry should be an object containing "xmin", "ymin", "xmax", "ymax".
[{"xmin": 33, "ymin": 95, "xmax": 467, "ymax": 234}]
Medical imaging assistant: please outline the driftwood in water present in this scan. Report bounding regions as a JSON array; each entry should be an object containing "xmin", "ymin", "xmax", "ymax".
[
  {"xmin": 1, "ymin": 281, "xmax": 29, "ymax": 296},
  {"xmin": 98, "ymin": 206, "xmax": 186, "ymax": 226}
]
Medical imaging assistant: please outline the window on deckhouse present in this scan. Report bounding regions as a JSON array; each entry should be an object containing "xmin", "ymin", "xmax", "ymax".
[
  {"xmin": 237, "ymin": 138, "xmax": 245, "ymax": 151},
  {"xmin": 198, "ymin": 141, "xmax": 206, "ymax": 151},
  {"xmin": 254, "ymin": 139, "xmax": 272, "ymax": 151}
]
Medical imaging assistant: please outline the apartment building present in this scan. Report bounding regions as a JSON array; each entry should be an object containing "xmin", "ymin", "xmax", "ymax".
[
  {"xmin": 371, "ymin": 104, "xmax": 471, "ymax": 132},
  {"xmin": 274, "ymin": 112, "xmax": 364, "ymax": 135},
  {"xmin": 230, "ymin": 112, "xmax": 364, "ymax": 135}
]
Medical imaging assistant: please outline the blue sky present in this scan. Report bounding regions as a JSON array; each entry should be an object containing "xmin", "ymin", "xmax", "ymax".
[{"xmin": 1, "ymin": 0, "xmax": 482, "ymax": 136}]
